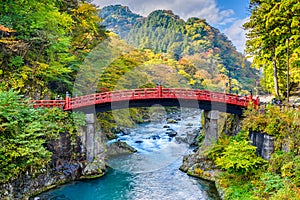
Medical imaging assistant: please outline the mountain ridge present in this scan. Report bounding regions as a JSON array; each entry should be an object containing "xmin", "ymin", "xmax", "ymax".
[{"xmin": 99, "ymin": 4, "xmax": 143, "ymax": 38}]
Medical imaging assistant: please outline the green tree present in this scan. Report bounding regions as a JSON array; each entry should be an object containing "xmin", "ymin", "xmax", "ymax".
[
  {"xmin": 244, "ymin": 0, "xmax": 300, "ymax": 97},
  {"xmin": 0, "ymin": 0, "xmax": 76, "ymax": 96},
  {"xmin": 0, "ymin": 90, "xmax": 59, "ymax": 182}
]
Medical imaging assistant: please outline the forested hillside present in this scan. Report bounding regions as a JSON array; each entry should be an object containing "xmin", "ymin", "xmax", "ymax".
[
  {"xmin": 99, "ymin": 5, "xmax": 143, "ymax": 38},
  {"xmin": 99, "ymin": 7, "xmax": 258, "ymax": 94}
]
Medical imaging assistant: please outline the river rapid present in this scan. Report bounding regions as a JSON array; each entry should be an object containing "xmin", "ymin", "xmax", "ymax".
[{"xmin": 35, "ymin": 109, "xmax": 220, "ymax": 200}]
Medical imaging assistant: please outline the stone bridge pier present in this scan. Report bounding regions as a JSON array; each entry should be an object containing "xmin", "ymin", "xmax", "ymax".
[
  {"xmin": 82, "ymin": 113, "xmax": 106, "ymax": 176},
  {"xmin": 202, "ymin": 110, "xmax": 219, "ymax": 147},
  {"xmin": 85, "ymin": 113, "xmax": 96, "ymax": 162}
]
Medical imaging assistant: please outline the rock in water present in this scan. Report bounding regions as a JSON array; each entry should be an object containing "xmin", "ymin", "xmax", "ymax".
[
  {"xmin": 167, "ymin": 118, "xmax": 178, "ymax": 124},
  {"xmin": 107, "ymin": 141, "xmax": 137, "ymax": 156},
  {"xmin": 166, "ymin": 129, "xmax": 177, "ymax": 137},
  {"xmin": 135, "ymin": 140, "xmax": 143, "ymax": 143}
]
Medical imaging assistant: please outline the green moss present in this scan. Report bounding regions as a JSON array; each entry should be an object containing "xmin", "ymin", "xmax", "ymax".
[{"xmin": 79, "ymin": 173, "xmax": 106, "ymax": 180}]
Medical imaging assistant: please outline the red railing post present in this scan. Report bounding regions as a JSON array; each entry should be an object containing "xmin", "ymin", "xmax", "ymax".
[
  {"xmin": 65, "ymin": 91, "xmax": 71, "ymax": 110},
  {"xmin": 158, "ymin": 85, "xmax": 162, "ymax": 97},
  {"xmin": 253, "ymin": 96, "xmax": 260, "ymax": 107}
]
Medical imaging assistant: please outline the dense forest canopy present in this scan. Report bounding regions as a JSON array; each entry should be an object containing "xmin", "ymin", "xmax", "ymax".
[
  {"xmin": 0, "ymin": 1, "xmax": 261, "ymax": 98},
  {"xmin": 0, "ymin": 0, "xmax": 106, "ymax": 98}
]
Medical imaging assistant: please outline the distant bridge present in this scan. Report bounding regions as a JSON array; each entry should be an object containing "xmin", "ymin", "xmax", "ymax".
[{"xmin": 31, "ymin": 86, "xmax": 259, "ymax": 115}]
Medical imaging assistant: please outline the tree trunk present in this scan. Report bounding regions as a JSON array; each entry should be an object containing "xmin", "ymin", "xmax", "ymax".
[{"xmin": 272, "ymin": 56, "xmax": 279, "ymax": 97}]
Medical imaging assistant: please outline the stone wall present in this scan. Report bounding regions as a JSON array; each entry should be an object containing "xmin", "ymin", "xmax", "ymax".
[
  {"xmin": 0, "ymin": 170, "xmax": 76, "ymax": 199},
  {"xmin": 0, "ymin": 130, "xmax": 85, "ymax": 199},
  {"xmin": 249, "ymin": 131, "xmax": 275, "ymax": 160}
]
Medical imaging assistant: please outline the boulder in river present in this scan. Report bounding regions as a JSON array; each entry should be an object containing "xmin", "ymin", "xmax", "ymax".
[
  {"xmin": 175, "ymin": 128, "xmax": 201, "ymax": 146},
  {"xmin": 149, "ymin": 135, "xmax": 161, "ymax": 140},
  {"xmin": 122, "ymin": 128, "xmax": 131, "ymax": 135},
  {"xmin": 167, "ymin": 118, "xmax": 178, "ymax": 124},
  {"xmin": 107, "ymin": 141, "xmax": 137, "ymax": 156},
  {"xmin": 111, "ymin": 127, "xmax": 131, "ymax": 135},
  {"xmin": 166, "ymin": 129, "xmax": 177, "ymax": 137}
]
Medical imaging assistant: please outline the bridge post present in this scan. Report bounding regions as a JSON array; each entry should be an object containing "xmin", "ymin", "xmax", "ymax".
[
  {"xmin": 203, "ymin": 110, "xmax": 219, "ymax": 147},
  {"xmin": 86, "ymin": 113, "xmax": 96, "ymax": 162},
  {"xmin": 158, "ymin": 85, "xmax": 162, "ymax": 97},
  {"xmin": 82, "ymin": 113, "xmax": 106, "ymax": 176},
  {"xmin": 65, "ymin": 91, "xmax": 71, "ymax": 110}
]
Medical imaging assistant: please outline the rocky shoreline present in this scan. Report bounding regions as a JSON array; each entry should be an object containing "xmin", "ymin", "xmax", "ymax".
[{"xmin": 180, "ymin": 147, "xmax": 224, "ymax": 199}]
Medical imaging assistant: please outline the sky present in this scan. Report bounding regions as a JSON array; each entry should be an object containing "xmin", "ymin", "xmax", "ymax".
[{"xmin": 92, "ymin": 0, "xmax": 251, "ymax": 53}]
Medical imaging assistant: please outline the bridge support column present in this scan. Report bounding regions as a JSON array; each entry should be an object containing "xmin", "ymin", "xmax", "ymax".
[
  {"xmin": 203, "ymin": 110, "xmax": 219, "ymax": 147},
  {"xmin": 86, "ymin": 113, "xmax": 96, "ymax": 162},
  {"xmin": 82, "ymin": 113, "xmax": 106, "ymax": 177}
]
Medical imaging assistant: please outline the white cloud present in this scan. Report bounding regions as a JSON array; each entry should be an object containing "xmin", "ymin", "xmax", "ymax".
[
  {"xmin": 223, "ymin": 17, "xmax": 249, "ymax": 53},
  {"xmin": 93, "ymin": 0, "xmax": 235, "ymax": 26}
]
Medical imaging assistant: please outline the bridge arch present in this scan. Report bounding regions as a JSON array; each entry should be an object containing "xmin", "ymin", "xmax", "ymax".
[{"xmin": 61, "ymin": 86, "xmax": 258, "ymax": 116}]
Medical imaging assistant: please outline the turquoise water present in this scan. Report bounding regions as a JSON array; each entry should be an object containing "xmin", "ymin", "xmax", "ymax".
[
  {"xmin": 36, "ymin": 112, "xmax": 220, "ymax": 200},
  {"xmin": 38, "ymin": 159, "xmax": 218, "ymax": 200}
]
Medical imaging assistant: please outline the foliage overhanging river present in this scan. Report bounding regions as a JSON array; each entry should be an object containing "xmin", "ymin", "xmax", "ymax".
[{"xmin": 35, "ymin": 109, "xmax": 220, "ymax": 200}]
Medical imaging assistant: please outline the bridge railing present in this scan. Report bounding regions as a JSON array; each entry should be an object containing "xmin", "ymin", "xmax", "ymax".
[
  {"xmin": 161, "ymin": 88, "xmax": 251, "ymax": 107},
  {"xmin": 66, "ymin": 88, "xmax": 160, "ymax": 110},
  {"xmin": 30, "ymin": 100, "xmax": 65, "ymax": 108},
  {"xmin": 31, "ymin": 87, "xmax": 258, "ymax": 110},
  {"xmin": 110, "ymin": 88, "xmax": 158, "ymax": 98}
]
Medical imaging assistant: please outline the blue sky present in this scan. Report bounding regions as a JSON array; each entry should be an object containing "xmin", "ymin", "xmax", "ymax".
[
  {"xmin": 92, "ymin": 0, "xmax": 251, "ymax": 53},
  {"xmin": 216, "ymin": 0, "xmax": 250, "ymax": 20}
]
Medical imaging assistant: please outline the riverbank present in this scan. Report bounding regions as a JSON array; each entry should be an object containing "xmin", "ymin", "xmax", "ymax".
[
  {"xmin": 0, "ymin": 92, "xmax": 107, "ymax": 200},
  {"xmin": 180, "ymin": 105, "xmax": 300, "ymax": 199},
  {"xmin": 180, "ymin": 146, "xmax": 225, "ymax": 199}
]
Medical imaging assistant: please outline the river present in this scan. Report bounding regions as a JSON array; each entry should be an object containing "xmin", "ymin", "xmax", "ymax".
[{"xmin": 35, "ymin": 109, "xmax": 220, "ymax": 200}]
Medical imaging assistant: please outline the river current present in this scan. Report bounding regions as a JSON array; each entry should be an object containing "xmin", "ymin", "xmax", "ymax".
[{"xmin": 36, "ymin": 109, "xmax": 219, "ymax": 200}]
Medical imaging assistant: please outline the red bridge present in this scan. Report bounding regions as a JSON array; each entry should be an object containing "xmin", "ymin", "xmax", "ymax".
[{"xmin": 31, "ymin": 86, "xmax": 259, "ymax": 115}]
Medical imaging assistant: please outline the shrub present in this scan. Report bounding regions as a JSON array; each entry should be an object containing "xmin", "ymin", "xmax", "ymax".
[
  {"xmin": 205, "ymin": 134, "xmax": 230, "ymax": 161},
  {"xmin": 270, "ymin": 181, "xmax": 300, "ymax": 200},
  {"xmin": 215, "ymin": 138, "xmax": 266, "ymax": 176},
  {"xmin": 268, "ymin": 151, "xmax": 294, "ymax": 174}
]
